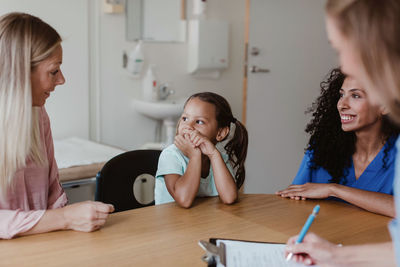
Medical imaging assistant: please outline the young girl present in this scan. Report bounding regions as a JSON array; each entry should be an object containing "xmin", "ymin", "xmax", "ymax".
[
  {"xmin": 276, "ymin": 68, "xmax": 400, "ymax": 217},
  {"xmin": 154, "ymin": 92, "xmax": 248, "ymax": 208}
]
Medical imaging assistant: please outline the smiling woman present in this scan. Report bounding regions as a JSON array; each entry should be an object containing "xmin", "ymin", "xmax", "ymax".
[
  {"xmin": 276, "ymin": 68, "xmax": 400, "ymax": 217},
  {"xmin": 283, "ymin": 1, "xmax": 400, "ymax": 266},
  {"xmin": 0, "ymin": 12, "xmax": 113, "ymax": 239},
  {"xmin": 338, "ymin": 77, "xmax": 385, "ymax": 133},
  {"xmin": 30, "ymin": 45, "xmax": 65, "ymax": 106}
]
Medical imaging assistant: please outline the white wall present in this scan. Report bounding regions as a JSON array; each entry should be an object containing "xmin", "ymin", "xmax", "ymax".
[
  {"xmin": 0, "ymin": 0, "xmax": 245, "ymax": 151},
  {"xmin": 97, "ymin": 0, "xmax": 246, "ymax": 149},
  {"xmin": 0, "ymin": 0, "xmax": 90, "ymax": 140}
]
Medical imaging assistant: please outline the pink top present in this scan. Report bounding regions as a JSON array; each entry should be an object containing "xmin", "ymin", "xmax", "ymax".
[{"xmin": 0, "ymin": 107, "xmax": 68, "ymax": 239}]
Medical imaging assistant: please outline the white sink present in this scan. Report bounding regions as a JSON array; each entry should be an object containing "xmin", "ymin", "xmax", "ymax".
[
  {"xmin": 133, "ymin": 98, "xmax": 185, "ymax": 120},
  {"xmin": 133, "ymin": 98, "xmax": 186, "ymax": 145}
]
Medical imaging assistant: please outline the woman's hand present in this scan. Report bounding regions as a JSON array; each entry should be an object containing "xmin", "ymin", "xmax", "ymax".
[
  {"xmin": 275, "ymin": 183, "xmax": 334, "ymax": 200},
  {"xmin": 285, "ymin": 232, "xmax": 340, "ymax": 266},
  {"xmin": 175, "ymin": 133, "xmax": 201, "ymax": 159},
  {"xmin": 287, "ymin": 234, "xmax": 395, "ymax": 267},
  {"xmin": 63, "ymin": 201, "xmax": 114, "ymax": 232}
]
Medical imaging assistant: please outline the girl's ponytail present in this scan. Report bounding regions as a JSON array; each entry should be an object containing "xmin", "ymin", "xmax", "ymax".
[{"xmin": 225, "ymin": 119, "xmax": 248, "ymax": 189}]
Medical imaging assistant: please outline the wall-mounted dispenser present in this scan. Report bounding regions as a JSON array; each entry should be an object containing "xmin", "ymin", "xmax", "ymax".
[
  {"xmin": 188, "ymin": 19, "xmax": 229, "ymax": 79},
  {"xmin": 126, "ymin": 40, "xmax": 144, "ymax": 78}
]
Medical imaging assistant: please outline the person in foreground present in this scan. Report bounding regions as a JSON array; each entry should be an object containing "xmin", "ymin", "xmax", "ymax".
[
  {"xmin": 154, "ymin": 92, "xmax": 248, "ymax": 208},
  {"xmin": 276, "ymin": 68, "xmax": 399, "ymax": 217},
  {"xmin": 285, "ymin": 0, "xmax": 400, "ymax": 266},
  {"xmin": 0, "ymin": 12, "xmax": 114, "ymax": 239}
]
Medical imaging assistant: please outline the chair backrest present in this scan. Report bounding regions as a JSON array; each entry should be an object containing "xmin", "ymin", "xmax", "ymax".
[{"xmin": 95, "ymin": 149, "xmax": 161, "ymax": 212}]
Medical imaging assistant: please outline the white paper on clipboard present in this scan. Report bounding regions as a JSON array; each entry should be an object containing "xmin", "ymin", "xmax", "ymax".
[{"xmin": 215, "ymin": 239, "xmax": 319, "ymax": 267}]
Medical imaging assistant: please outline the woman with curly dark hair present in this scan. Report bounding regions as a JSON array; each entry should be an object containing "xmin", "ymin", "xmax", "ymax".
[
  {"xmin": 276, "ymin": 68, "xmax": 399, "ymax": 217},
  {"xmin": 283, "ymin": 1, "xmax": 400, "ymax": 266}
]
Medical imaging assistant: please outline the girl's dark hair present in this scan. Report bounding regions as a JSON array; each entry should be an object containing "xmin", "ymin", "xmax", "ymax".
[
  {"xmin": 306, "ymin": 68, "xmax": 400, "ymax": 184},
  {"xmin": 186, "ymin": 92, "xmax": 248, "ymax": 189}
]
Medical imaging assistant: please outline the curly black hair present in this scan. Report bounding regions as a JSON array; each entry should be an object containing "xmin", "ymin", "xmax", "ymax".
[{"xmin": 305, "ymin": 68, "xmax": 400, "ymax": 184}]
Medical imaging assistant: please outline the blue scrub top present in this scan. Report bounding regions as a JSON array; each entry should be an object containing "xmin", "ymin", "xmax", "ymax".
[{"xmin": 292, "ymin": 136, "xmax": 398, "ymax": 195}]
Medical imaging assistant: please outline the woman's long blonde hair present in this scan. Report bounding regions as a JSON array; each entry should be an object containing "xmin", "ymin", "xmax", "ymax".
[
  {"xmin": 326, "ymin": 0, "xmax": 400, "ymax": 123},
  {"xmin": 0, "ymin": 13, "xmax": 61, "ymax": 193}
]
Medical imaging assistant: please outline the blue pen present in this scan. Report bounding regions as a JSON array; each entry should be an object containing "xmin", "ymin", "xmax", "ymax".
[{"xmin": 286, "ymin": 205, "xmax": 320, "ymax": 261}]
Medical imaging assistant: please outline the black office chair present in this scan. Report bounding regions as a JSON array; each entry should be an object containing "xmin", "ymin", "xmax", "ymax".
[{"xmin": 95, "ymin": 149, "xmax": 161, "ymax": 212}]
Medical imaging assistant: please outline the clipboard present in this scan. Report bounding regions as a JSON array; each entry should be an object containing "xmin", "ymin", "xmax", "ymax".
[{"xmin": 198, "ymin": 238, "xmax": 285, "ymax": 267}]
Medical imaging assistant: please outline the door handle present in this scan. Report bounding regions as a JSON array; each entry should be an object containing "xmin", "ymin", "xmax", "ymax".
[{"xmin": 250, "ymin": 65, "xmax": 270, "ymax": 73}]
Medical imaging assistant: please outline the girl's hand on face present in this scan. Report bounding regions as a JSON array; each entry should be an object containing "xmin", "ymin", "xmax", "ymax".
[
  {"xmin": 188, "ymin": 130, "xmax": 217, "ymax": 157},
  {"xmin": 275, "ymin": 183, "xmax": 333, "ymax": 200},
  {"xmin": 175, "ymin": 134, "xmax": 201, "ymax": 158}
]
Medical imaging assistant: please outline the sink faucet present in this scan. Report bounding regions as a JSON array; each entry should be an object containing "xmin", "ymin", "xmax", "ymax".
[{"xmin": 158, "ymin": 83, "xmax": 175, "ymax": 100}]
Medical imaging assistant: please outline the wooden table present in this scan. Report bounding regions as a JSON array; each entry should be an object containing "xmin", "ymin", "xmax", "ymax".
[{"xmin": 0, "ymin": 194, "xmax": 392, "ymax": 266}]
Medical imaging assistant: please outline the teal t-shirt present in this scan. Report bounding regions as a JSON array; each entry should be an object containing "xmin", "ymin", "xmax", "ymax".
[{"xmin": 154, "ymin": 144, "xmax": 234, "ymax": 205}]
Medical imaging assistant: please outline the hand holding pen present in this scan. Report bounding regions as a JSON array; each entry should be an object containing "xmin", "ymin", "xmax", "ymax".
[{"xmin": 286, "ymin": 205, "xmax": 320, "ymax": 262}]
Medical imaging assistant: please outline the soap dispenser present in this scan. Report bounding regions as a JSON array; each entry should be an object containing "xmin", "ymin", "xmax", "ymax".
[
  {"xmin": 127, "ymin": 40, "xmax": 144, "ymax": 78},
  {"xmin": 142, "ymin": 65, "xmax": 158, "ymax": 101}
]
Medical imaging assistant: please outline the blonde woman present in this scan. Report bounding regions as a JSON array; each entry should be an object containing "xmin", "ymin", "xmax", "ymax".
[
  {"xmin": 284, "ymin": 0, "xmax": 400, "ymax": 266},
  {"xmin": 0, "ymin": 13, "xmax": 114, "ymax": 239}
]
